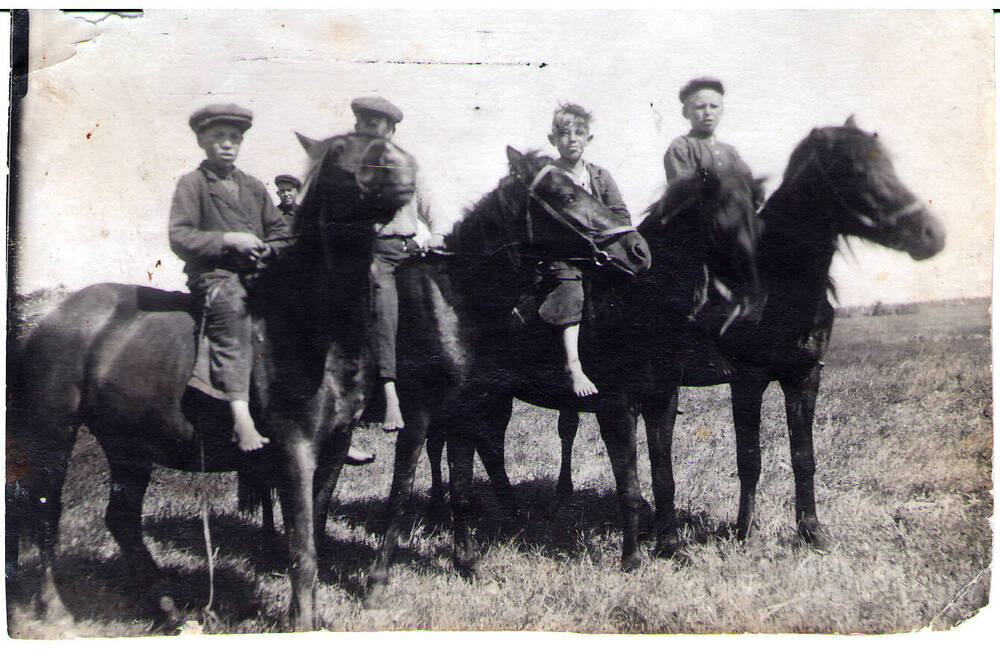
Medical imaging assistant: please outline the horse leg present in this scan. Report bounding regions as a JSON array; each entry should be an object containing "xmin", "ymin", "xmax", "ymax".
[
  {"xmin": 365, "ymin": 407, "xmax": 433, "ymax": 608},
  {"xmin": 472, "ymin": 395, "xmax": 517, "ymax": 520},
  {"xmin": 556, "ymin": 410, "xmax": 580, "ymax": 500},
  {"xmin": 426, "ymin": 423, "xmax": 448, "ymax": 521},
  {"xmin": 312, "ymin": 429, "xmax": 350, "ymax": 558},
  {"xmin": 643, "ymin": 389, "xmax": 682, "ymax": 559},
  {"xmin": 779, "ymin": 368, "xmax": 832, "ymax": 553},
  {"xmin": 730, "ymin": 377, "xmax": 768, "ymax": 541},
  {"xmin": 28, "ymin": 424, "xmax": 79, "ymax": 625},
  {"xmin": 596, "ymin": 397, "xmax": 643, "ymax": 572},
  {"xmin": 105, "ymin": 457, "xmax": 157, "ymax": 579},
  {"xmin": 447, "ymin": 396, "xmax": 490, "ymax": 579},
  {"xmin": 277, "ymin": 438, "xmax": 318, "ymax": 632},
  {"xmin": 103, "ymin": 453, "xmax": 185, "ymax": 624}
]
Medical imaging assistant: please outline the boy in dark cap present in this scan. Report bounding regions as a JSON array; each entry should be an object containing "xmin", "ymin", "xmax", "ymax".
[
  {"xmin": 351, "ymin": 95, "xmax": 446, "ymax": 432},
  {"xmin": 540, "ymin": 102, "xmax": 631, "ymax": 397},
  {"xmin": 664, "ymin": 77, "xmax": 761, "ymax": 208},
  {"xmin": 170, "ymin": 102, "xmax": 290, "ymax": 451},
  {"xmin": 274, "ymin": 174, "xmax": 301, "ymax": 222},
  {"xmin": 664, "ymin": 78, "xmax": 763, "ymax": 353}
]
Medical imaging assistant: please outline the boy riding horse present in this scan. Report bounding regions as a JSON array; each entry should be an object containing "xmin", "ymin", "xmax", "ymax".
[
  {"xmin": 169, "ymin": 103, "xmax": 290, "ymax": 452},
  {"xmin": 537, "ymin": 103, "xmax": 632, "ymax": 397}
]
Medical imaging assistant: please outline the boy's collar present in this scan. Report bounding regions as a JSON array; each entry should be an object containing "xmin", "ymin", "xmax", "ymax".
[
  {"xmin": 556, "ymin": 157, "xmax": 588, "ymax": 174},
  {"xmin": 688, "ymin": 129, "xmax": 717, "ymax": 142},
  {"xmin": 200, "ymin": 159, "xmax": 238, "ymax": 179}
]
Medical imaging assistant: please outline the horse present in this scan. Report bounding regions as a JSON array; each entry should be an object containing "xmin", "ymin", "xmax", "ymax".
[
  {"xmin": 360, "ymin": 148, "xmax": 759, "ymax": 604},
  {"xmin": 5, "ymin": 132, "xmax": 417, "ymax": 631},
  {"xmin": 477, "ymin": 117, "xmax": 947, "ymax": 559}
]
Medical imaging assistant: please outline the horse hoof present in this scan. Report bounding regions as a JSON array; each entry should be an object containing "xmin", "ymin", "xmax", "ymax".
[
  {"xmin": 798, "ymin": 521, "xmax": 833, "ymax": 555},
  {"xmin": 158, "ymin": 594, "xmax": 182, "ymax": 623},
  {"xmin": 653, "ymin": 534, "xmax": 684, "ymax": 560},
  {"xmin": 454, "ymin": 554, "xmax": 480, "ymax": 581},
  {"xmin": 363, "ymin": 582, "xmax": 388, "ymax": 610},
  {"xmin": 40, "ymin": 598, "xmax": 74, "ymax": 628},
  {"xmin": 621, "ymin": 553, "xmax": 642, "ymax": 573}
]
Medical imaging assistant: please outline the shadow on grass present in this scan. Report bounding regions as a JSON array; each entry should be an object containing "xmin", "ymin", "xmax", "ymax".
[
  {"xmin": 329, "ymin": 477, "xmax": 737, "ymax": 565},
  {"xmin": 7, "ymin": 552, "xmax": 283, "ymax": 635}
]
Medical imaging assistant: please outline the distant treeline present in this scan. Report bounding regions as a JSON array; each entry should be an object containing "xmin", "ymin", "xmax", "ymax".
[{"xmin": 835, "ymin": 297, "xmax": 990, "ymax": 319}]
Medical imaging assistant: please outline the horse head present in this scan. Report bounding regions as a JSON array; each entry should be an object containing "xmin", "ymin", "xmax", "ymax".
[
  {"xmin": 782, "ymin": 116, "xmax": 945, "ymax": 260},
  {"xmin": 503, "ymin": 147, "xmax": 651, "ymax": 276},
  {"xmin": 295, "ymin": 132, "xmax": 418, "ymax": 228},
  {"xmin": 641, "ymin": 167, "xmax": 762, "ymax": 295}
]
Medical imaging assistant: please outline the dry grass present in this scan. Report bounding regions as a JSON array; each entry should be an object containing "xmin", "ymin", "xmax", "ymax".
[{"xmin": 6, "ymin": 298, "xmax": 992, "ymax": 637}]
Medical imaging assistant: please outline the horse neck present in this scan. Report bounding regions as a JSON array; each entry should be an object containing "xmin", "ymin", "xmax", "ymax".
[
  {"xmin": 447, "ymin": 189, "xmax": 524, "ymax": 310},
  {"xmin": 758, "ymin": 177, "xmax": 838, "ymax": 321},
  {"xmin": 263, "ymin": 228, "xmax": 373, "ymax": 353}
]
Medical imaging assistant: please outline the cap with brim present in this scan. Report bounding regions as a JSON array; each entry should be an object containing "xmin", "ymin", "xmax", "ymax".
[
  {"xmin": 350, "ymin": 96, "xmax": 403, "ymax": 124},
  {"xmin": 274, "ymin": 174, "xmax": 302, "ymax": 189},
  {"xmin": 679, "ymin": 78, "xmax": 725, "ymax": 104},
  {"xmin": 189, "ymin": 103, "xmax": 253, "ymax": 133}
]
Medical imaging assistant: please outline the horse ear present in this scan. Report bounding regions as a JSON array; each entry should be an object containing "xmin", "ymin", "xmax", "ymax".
[
  {"xmin": 506, "ymin": 146, "xmax": 524, "ymax": 166},
  {"xmin": 844, "ymin": 115, "xmax": 858, "ymax": 129},
  {"xmin": 507, "ymin": 146, "xmax": 529, "ymax": 179},
  {"xmin": 296, "ymin": 132, "xmax": 326, "ymax": 159}
]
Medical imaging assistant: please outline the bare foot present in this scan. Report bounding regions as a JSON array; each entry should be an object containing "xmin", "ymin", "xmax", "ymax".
[
  {"xmin": 345, "ymin": 446, "xmax": 375, "ymax": 466},
  {"xmin": 382, "ymin": 380, "xmax": 405, "ymax": 432},
  {"xmin": 383, "ymin": 406, "xmax": 405, "ymax": 432},
  {"xmin": 231, "ymin": 400, "xmax": 270, "ymax": 452},
  {"xmin": 567, "ymin": 360, "xmax": 598, "ymax": 397},
  {"xmin": 233, "ymin": 420, "xmax": 270, "ymax": 451}
]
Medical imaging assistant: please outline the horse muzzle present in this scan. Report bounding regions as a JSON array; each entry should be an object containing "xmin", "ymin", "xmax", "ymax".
[
  {"xmin": 890, "ymin": 206, "xmax": 946, "ymax": 261},
  {"xmin": 597, "ymin": 231, "xmax": 652, "ymax": 276},
  {"xmin": 361, "ymin": 183, "xmax": 417, "ymax": 214}
]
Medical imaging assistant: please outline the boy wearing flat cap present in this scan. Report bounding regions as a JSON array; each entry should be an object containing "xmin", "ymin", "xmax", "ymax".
[
  {"xmin": 351, "ymin": 95, "xmax": 446, "ymax": 432},
  {"xmin": 170, "ymin": 103, "xmax": 290, "ymax": 452},
  {"xmin": 274, "ymin": 174, "xmax": 301, "ymax": 222},
  {"xmin": 665, "ymin": 78, "xmax": 764, "ymax": 345},
  {"xmin": 664, "ymin": 77, "xmax": 761, "ymax": 209}
]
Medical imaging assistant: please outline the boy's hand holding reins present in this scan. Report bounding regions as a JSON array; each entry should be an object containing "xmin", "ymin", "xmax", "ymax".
[{"xmin": 223, "ymin": 231, "xmax": 268, "ymax": 263}]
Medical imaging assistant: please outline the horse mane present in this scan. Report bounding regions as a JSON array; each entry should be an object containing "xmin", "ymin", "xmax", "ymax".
[
  {"xmin": 638, "ymin": 172, "xmax": 709, "ymax": 233},
  {"xmin": 763, "ymin": 126, "xmax": 866, "ymax": 306},
  {"xmin": 443, "ymin": 150, "xmax": 556, "ymax": 254},
  {"xmin": 638, "ymin": 168, "xmax": 755, "ymax": 237}
]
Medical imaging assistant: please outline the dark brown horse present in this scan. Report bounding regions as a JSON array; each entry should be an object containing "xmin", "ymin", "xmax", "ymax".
[
  {"xmin": 362, "ymin": 149, "xmax": 745, "ymax": 604},
  {"xmin": 487, "ymin": 117, "xmax": 947, "ymax": 559},
  {"xmin": 5, "ymin": 133, "xmax": 416, "ymax": 631}
]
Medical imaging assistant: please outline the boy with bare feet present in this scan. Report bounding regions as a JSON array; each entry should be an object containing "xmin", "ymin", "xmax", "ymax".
[
  {"xmin": 170, "ymin": 103, "xmax": 289, "ymax": 451},
  {"xmin": 540, "ymin": 103, "xmax": 631, "ymax": 397}
]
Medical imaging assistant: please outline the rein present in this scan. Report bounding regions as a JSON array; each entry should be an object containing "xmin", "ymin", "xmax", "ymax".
[{"xmin": 519, "ymin": 164, "xmax": 639, "ymax": 266}]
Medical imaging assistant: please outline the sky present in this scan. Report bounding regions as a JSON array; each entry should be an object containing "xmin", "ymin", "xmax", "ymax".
[{"xmin": 10, "ymin": 9, "xmax": 994, "ymax": 307}]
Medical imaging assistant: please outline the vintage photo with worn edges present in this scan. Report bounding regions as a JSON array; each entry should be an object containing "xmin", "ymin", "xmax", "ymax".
[{"xmin": 5, "ymin": 9, "xmax": 993, "ymax": 638}]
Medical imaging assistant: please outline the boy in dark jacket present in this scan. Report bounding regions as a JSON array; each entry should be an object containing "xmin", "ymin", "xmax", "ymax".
[{"xmin": 169, "ymin": 103, "xmax": 289, "ymax": 451}]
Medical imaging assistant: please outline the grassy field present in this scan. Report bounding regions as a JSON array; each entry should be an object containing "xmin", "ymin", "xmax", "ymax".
[{"xmin": 6, "ymin": 297, "xmax": 992, "ymax": 637}]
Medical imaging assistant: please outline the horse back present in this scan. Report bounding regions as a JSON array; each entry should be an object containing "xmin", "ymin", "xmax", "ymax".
[
  {"xmin": 13, "ymin": 283, "xmax": 198, "ymax": 438},
  {"xmin": 395, "ymin": 257, "xmax": 473, "ymax": 407}
]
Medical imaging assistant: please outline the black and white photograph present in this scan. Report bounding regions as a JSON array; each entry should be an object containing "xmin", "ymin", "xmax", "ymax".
[{"xmin": 4, "ymin": 8, "xmax": 993, "ymax": 638}]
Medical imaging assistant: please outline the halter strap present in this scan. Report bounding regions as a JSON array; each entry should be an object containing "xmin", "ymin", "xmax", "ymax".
[
  {"xmin": 792, "ymin": 144, "xmax": 926, "ymax": 230},
  {"xmin": 526, "ymin": 164, "xmax": 638, "ymax": 248}
]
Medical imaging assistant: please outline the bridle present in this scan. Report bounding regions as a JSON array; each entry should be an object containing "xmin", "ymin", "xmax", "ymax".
[
  {"xmin": 500, "ymin": 163, "xmax": 639, "ymax": 267},
  {"xmin": 789, "ymin": 138, "xmax": 925, "ymax": 233}
]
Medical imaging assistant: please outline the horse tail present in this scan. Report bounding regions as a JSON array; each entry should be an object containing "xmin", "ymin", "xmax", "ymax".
[{"xmin": 236, "ymin": 469, "xmax": 274, "ymax": 519}]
